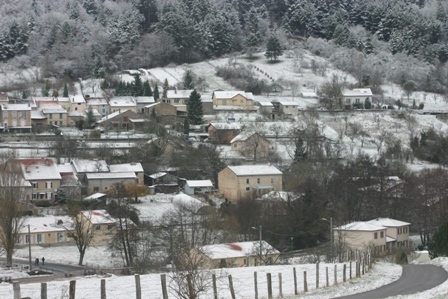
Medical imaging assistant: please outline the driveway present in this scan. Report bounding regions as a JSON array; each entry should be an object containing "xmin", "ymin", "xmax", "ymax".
[{"xmin": 333, "ymin": 264, "xmax": 448, "ymax": 299}]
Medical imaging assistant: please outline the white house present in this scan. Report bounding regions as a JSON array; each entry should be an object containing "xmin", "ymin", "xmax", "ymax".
[
  {"xmin": 184, "ymin": 180, "xmax": 213, "ymax": 195},
  {"xmin": 342, "ymin": 88, "xmax": 373, "ymax": 109}
]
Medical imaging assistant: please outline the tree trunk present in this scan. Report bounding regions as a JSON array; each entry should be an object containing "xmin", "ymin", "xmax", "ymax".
[{"xmin": 78, "ymin": 251, "xmax": 85, "ymax": 266}]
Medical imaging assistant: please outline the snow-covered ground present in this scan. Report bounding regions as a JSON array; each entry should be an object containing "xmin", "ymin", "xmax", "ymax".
[{"xmin": 1, "ymin": 257, "xmax": 447, "ymax": 299}]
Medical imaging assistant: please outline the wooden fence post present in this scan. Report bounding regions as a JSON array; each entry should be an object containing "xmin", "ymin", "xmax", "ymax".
[
  {"xmin": 212, "ymin": 274, "xmax": 217, "ymax": 299},
  {"xmin": 135, "ymin": 274, "xmax": 142, "ymax": 299},
  {"xmin": 13, "ymin": 282, "xmax": 20, "ymax": 299},
  {"xmin": 350, "ymin": 261, "xmax": 352, "ymax": 279},
  {"xmin": 161, "ymin": 274, "xmax": 168, "ymax": 299},
  {"xmin": 278, "ymin": 273, "xmax": 283, "ymax": 298},
  {"xmin": 343, "ymin": 264, "xmax": 347, "ymax": 282},
  {"xmin": 316, "ymin": 262, "xmax": 319, "ymax": 289},
  {"xmin": 303, "ymin": 271, "xmax": 308, "ymax": 292},
  {"xmin": 101, "ymin": 279, "xmax": 106, "ymax": 299},
  {"xmin": 254, "ymin": 271, "xmax": 258, "ymax": 299},
  {"xmin": 228, "ymin": 275, "xmax": 236, "ymax": 299},
  {"xmin": 41, "ymin": 282, "xmax": 47, "ymax": 299},
  {"xmin": 293, "ymin": 268, "xmax": 298, "ymax": 295},
  {"xmin": 69, "ymin": 280, "xmax": 76, "ymax": 299},
  {"xmin": 326, "ymin": 267, "xmax": 329, "ymax": 287},
  {"xmin": 267, "ymin": 273, "xmax": 273, "ymax": 299},
  {"xmin": 334, "ymin": 264, "xmax": 337, "ymax": 285}
]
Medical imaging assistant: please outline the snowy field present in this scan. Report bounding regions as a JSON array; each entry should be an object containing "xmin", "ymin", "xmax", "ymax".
[{"xmin": 1, "ymin": 258, "xmax": 447, "ymax": 299}]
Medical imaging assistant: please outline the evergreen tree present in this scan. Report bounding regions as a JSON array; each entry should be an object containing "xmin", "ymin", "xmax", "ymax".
[
  {"xmin": 183, "ymin": 70, "xmax": 194, "ymax": 89},
  {"xmin": 265, "ymin": 36, "xmax": 283, "ymax": 61},
  {"xmin": 183, "ymin": 117, "xmax": 190, "ymax": 135},
  {"xmin": 143, "ymin": 81, "xmax": 152, "ymax": 96},
  {"xmin": 93, "ymin": 56, "xmax": 105, "ymax": 78},
  {"xmin": 162, "ymin": 78, "xmax": 169, "ymax": 99},
  {"xmin": 85, "ymin": 106, "xmax": 96, "ymax": 129},
  {"xmin": 293, "ymin": 136, "xmax": 307, "ymax": 162},
  {"xmin": 429, "ymin": 220, "xmax": 448, "ymax": 258},
  {"xmin": 46, "ymin": 24, "xmax": 58, "ymax": 50},
  {"xmin": 187, "ymin": 89, "xmax": 203, "ymax": 125},
  {"xmin": 63, "ymin": 83, "xmax": 69, "ymax": 97},
  {"xmin": 134, "ymin": 74, "xmax": 143, "ymax": 96},
  {"xmin": 153, "ymin": 83, "xmax": 160, "ymax": 100},
  {"xmin": 41, "ymin": 80, "xmax": 51, "ymax": 97},
  {"xmin": 61, "ymin": 22, "xmax": 71, "ymax": 44},
  {"xmin": 245, "ymin": 8, "xmax": 261, "ymax": 57}
]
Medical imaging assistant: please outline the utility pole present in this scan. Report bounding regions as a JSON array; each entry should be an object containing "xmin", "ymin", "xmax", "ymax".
[
  {"xmin": 330, "ymin": 217, "xmax": 333, "ymax": 262},
  {"xmin": 259, "ymin": 225, "xmax": 262, "ymax": 265},
  {"xmin": 28, "ymin": 224, "xmax": 32, "ymax": 270}
]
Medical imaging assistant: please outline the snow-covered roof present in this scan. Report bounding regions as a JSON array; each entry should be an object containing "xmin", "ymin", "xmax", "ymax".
[
  {"xmin": 213, "ymin": 91, "xmax": 254, "ymax": 100},
  {"xmin": 83, "ymin": 193, "xmax": 107, "ymax": 200},
  {"xmin": 18, "ymin": 158, "xmax": 62, "ymax": 181},
  {"xmin": 277, "ymin": 100, "xmax": 298, "ymax": 106},
  {"xmin": 135, "ymin": 96, "xmax": 155, "ymax": 104},
  {"xmin": 209, "ymin": 122, "xmax": 240, "ymax": 130},
  {"xmin": 366, "ymin": 218, "xmax": 410, "ymax": 227},
  {"xmin": 109, "ymin": 97, "xmax": 136, "ymax": 107},
  {"xmin": 300, "ymin": 91, "xmax": 318, "ymax": 98},
  {"xmin": 109, "ymin": 163, "xmax": 144, "ymax": 173},
  {"xmin": 342, "ymin": 88, "xmax": 373, "ymax": 97},
  {"xmin": 71, "ymin": 159, "xmax": 109, "ymax": 173},
  {"xmin": 145, "ymin": 102, "xmax": 160, "ymax": 109},
  {"xmin": 167, "ymin": 90, "xmax": 193, "ymax": 99},
  {"xmin": 386, "ymin": 236, "xmax": 396, "ymax": 243},
  {"xmin": 186, "ymin": 180, "xmax": 213, "ymax": 188},
  {"xmin": 257, "ymin": 101, "xmax": 274, "ymax": 107},
  {"xmin": 86, "ymin": 172, "xmax": 136, "ymax": 180},
  {"xmin": 2, "ymin": 104, "xmax": 31, "ymax": 111},
  {"xmin": 87, "ymin": 98, "xmax": 108, "ymax": 105},
  {"xmin": 71, "ymin": 95, "xmax": 86, "ymax": 103},
  {"xmin": 334, "ymin": 221, "xmax": 385, "ymax": 232},
  {"xmin": 38, "ymin": 103, "xmax": 67, "ymax": 114},
  {"xmin": 97, "ymin": 110, "xmax": 128, "ymax": 123},
  {"xmin": 199, "ymin": 241, "xmax": 279, "ymax": 259},
  {"xmin": 31, "ymin": 110, "xmax": 46, "ymax": 119},
  {"xmin": 230, "ymin": 132, "xmax": 266, "ymax": 143},
  {"xmin": 20, "ymin": 215, "xmax": 74, "ymax": 234},
  {"xmin": 67, "ymin": 111, "xmax": 85, "ymax": 117},
  {"xmin": 149, "ymin": 172, "xmax": 167, "ymax": 179},
  {"xmin": 172, "ymin": 193, "xmax": 205, "ymax": 211},
  {"xmin": 227, "ymin": 165, "xmax": 282, "ymax": 176},
  {"xmin": 82, "ymin": 210, "xmax": 115, "ymax": 224},
  {"xmin": 57, "ymin": 163, "xmax": 74, "ymax": 173}
]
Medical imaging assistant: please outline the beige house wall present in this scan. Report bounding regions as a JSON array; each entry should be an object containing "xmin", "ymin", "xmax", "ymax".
[
  {"xmin": 87, "ymin": 177, "xmax": 137, "ymax": 194},
  {"xmin": 80, "ymin": 213, "xmax": 117, "ymax": 246},
  {"xmin": 218, "ymin": 167, "xmax": 282, "ymax": 201},
  {"xmin": 3, "ymin": 110, "xmax": 32, "ymax": 127},
  {"xmin": 15, "ymin": 230, "xmax": 74, "ymax": 247},
  {"xmin": 31, "ymin": 179, "xmax": 61, "ymax": 201},
  {"xmin": 231, "ymin": 135, "xmax": 270, "ymax": 159},
  {"xmin": 334, "ymin": 229, "xmax": 386, "ymax": 251},
  {"xmin": 192, "ymin": 248, "xmax": 279, "ymax": 269},
  {"xmin": 111, "ymin": 106, "xmax": 137, "ymax": 113},
  {"xmin": 213, "ymin": 94, "xmax": 254, "ymax": 109},
  {"xmin": 46, "ymin": 113, "xmax": 68, "ymax": 127}
]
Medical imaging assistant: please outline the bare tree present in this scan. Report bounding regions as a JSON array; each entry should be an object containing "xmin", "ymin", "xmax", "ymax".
[
  {"xmin": 67, "ymin": 200, "xmax": 95, "ymax": 266},
  {"xmin": 0, "ymin": 169, "xmax": 26, "ymax": 266}
]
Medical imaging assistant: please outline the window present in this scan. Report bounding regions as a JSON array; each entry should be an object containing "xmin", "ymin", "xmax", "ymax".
[
  {"xmin": 233, "ymin": 144, "xmax": 237, "ymax": 148},
  {"xmin": 75, "ymin": 107, "xmax": 78, "ymax": 111},
  {"xmin": 57, "ymin": 232, "xmax": 64, "ymax": 242},
  {"xmin": 60, "ymin": 121, "xmax": 63, "ymax": 126},
  {"xmin": 95, "ymin": 225, "xmax": 101, "ymax": 230},
  {"xmin": 19, "ymin": 111, "xmax": 26, "ymax": 119},
  {"xmin": 49, "ymin": 114, "xmax": 52, "ymax": 119},
  {"xmin": 15, "ymin": 236, "xmax": 21, "ymax": 244},
  {"xmin": 271, "ymin": 178, "xmax": 274, "ymax": 183},
  {"xmin": 285, "ymin": 106, "xmax": 288, "ymax": 108},
  {"xmin": 257, "ymin": 178, "xmax": 260, "ymax": 184},
  {"xmin": 403, "ymin": 227, "xmax": 407, "ymax": 234},
  {"xmin": 345, "ymin": 99, "xmax": 350, "ymax": 104},
  {"xmin": 93, "ymin": 187, "xmax": 99, "ymax": 192},
  {"xmin": 246, "ymin": 178, "xmax": 249, "ymax": 184},
  {"xmin": 46, "ymin": 192, "xmax": 52, "ymax": 200},
  {"xmin": 380, "ymin": 231, "xmax": 384, "ymax": 238},
  {"xmin": 32, "ymin": 193, "xmax": 37, "ymax": 199},
  {"xmin": 36, "ymin": 234, "xmax": 42, "ymax": 243},
  {"xmin": 398, "ymin": 228, "xmax": 402, "ymax": 235},
  {"xmin": 46, "ymin": 181, "xmax": 53, "ymax": 189},
  {"xmin": 32, "ymin": 182, "xmax": 38, "ymax": 189},
  {"xmin": 246, "ymin": 187, "xmax": 250, "ymax": 191},
  {"xmin": 108, "ymin": 225, "xmax": 114, "ymax": 230},
  {"xmin": 374, "ymin": 232, "xmax": 378, "ymax": 239},
  {"xmin": 355, "ymin": 98, "xmax": 360, "ymax": 104},
  {"xmin": 25, "ymin": 235, "xmax": 30, "ymax": 244},
  {"xmin": 59, "ymin": 113, "xmax": 63, "ymax": 119},
  {"xmin": 49, "ymin": 121, "xmax": 52, "ymax": 125}
]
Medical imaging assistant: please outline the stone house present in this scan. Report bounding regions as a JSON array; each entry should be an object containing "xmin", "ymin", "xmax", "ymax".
[
  {"xmin": 218, "ymin": 164, "xmax": 282, "ymax": 201},
  {"xmin": 212, "ymin": 91, "xmax": 255, "ymax": 110},
  {"xmin": 1, "ymin": 103, "xmax": 32, "ymax": 133},
  {"xmin": 207, "ymin": 122, "xmax": 241, "ymax": 144},
  {"xmin": 230, "ymin": 132, "xmax": 270, "ymax": 161}
]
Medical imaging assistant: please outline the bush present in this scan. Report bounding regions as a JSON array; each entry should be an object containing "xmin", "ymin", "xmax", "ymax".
[
  {"xmin": 429, "ymin": 221, "xmax": 448, "ymax": 259},
  {"xmin": 395, "ymin": 249, "xmax": 409, "ymax": 264},
  {"xmin": 90, "ymin": 130, "xmax": 101, "ymax": 138}
]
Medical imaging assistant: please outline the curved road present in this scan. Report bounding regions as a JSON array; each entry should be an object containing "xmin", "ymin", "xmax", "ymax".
[{"xmin": 333, "ymin": 264, "xmax": 448, "ymax": 299}]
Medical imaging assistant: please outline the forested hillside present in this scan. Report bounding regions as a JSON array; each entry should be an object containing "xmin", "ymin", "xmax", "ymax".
[{"xmin": 0, "ymin": 0, "xmax": 448, "ymax": 94}]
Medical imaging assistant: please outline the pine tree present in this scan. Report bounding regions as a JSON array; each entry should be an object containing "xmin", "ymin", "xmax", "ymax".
[
  {"xmin": 293, "ymin": 136, "xmax": 307, "ymax": 162},
  {"xmin": 265, "ymin": 36, "xmax": 283, "ymax": 61},
  {"xmin": 429, "ymin": 220, "xmax": 448, "ymax": 258},
  {"xmin": 187, "ymin": 89, "xmax": 203, "ymax": 125},
  {"xmin": 143, "ymin": 81, "xmax": 152, "ymax": 96},
  {"xmin": 85, "ymin": 106, "xmax": 96, "ymax": 128},
  {"xmin": 153, "ymin": 83, "xmax": 160, "ymax": 100},
  {"xmin": 63, "ymin": 83, "xmax": 69, "ymax": 97},
  {"xmin": 93, "ymin": 56, "xmax": 105, "ymax": 78},
  {"xmin": 41, "ymin": 80, "xmax": 51, "ymax": 97},
  {"xmin": 134, "ymin": 74, "xmax": 143, "ymax": 96},
  {"xmin": 162, "ymin": 78, "xmax": 169, "ymax": 99},
  {"xmin": 183, "ymin": 70, "xmax": 194, "ymax": 89},
  {"xmin": 245, "ymin": 8, "xmax": 261, "ymax": 57},
  {"xmin": 183, "ymin": 117, "xmax": 190, "ymax": 135}
]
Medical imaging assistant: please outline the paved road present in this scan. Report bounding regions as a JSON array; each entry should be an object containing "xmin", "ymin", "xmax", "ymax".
[
  {"xmin": 1, "ymin": 257, "xmax": 86, "ymax": 284},
  {"xmin": 333, "ymin": 264, "xmax": 448, "ymax": 299}
]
